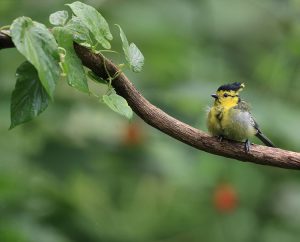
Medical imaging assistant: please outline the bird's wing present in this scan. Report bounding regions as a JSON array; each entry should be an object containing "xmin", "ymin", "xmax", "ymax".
[
  {"xmin": 252, "ymin": 118, "xmax": 261, "ymax": 133},
  {"xmin": 235, "ymin": 100, "xmax": 275, "ymax": 147},
  {"xmin": 236, "ymin": 100, "xmax": 251, "ymax": 111}
]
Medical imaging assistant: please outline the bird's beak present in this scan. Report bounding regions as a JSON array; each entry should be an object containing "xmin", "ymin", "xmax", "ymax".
[{"xmin": 211, "ymin": 94, "xmax": 218, "ymax": 99}]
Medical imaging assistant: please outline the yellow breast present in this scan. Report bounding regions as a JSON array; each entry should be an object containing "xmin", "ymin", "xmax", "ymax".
[{"xmin": 207, "ymin": 106, "xmax": 223, "ymax": 136}]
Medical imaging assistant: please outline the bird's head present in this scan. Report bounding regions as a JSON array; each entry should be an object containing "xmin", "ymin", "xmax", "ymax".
[{"xmin": 211, "ymin": 82, "xmax": 245, "ymax": 107}]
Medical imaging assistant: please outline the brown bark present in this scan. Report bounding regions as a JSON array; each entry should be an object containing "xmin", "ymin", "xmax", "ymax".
[{"xmin": 1, "ymin": 31, "xmax": 300, "ymax": 169}]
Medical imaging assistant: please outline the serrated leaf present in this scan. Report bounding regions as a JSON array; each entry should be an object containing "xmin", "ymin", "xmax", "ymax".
[
  {"xmin": 10, "ymin": 61, "xmax": 49, "ymax": 129},
  {"xmin": 49, "ymin": 10, "xmax": 69, "ymax": 26},
  {"xmin": 65, "ymin": 16, "xmax": 92, "ymax": 44},
  {"xmin": 103, "ymin": 93, "xmax": 133, "ymax": 119},
  {"xmin": 53, "ymin": 27, "xmax": 89, "ymax": 93},
  {"xmin": 67, "ymin": 1, "xmax": 112, "ymax": 49},
  {"xmin": 128, "ymin": 43, "xmax": 144, "ymax": 72},
  {"xmin": 10, "ymin": 16, "xmax": 60, "ymax": 99},
  {"xmin": 116, "ymin": 25, "xmax": 144, "ymax": 73}
]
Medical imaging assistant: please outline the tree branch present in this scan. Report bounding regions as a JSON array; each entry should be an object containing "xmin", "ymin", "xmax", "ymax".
[{"xmin": 1, "ymin": 31, "xmax": 300, "ymax": 169}]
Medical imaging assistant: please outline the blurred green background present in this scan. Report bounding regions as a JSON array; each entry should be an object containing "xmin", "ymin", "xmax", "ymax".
[{"xmin": 1, "ymin": 0, "xmax": 300, "ymax": 241}]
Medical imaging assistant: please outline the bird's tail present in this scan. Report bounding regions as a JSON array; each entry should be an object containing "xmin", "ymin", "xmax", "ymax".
[{"xmin": 256, "ymin": 132, "xmax": 275, "ymax": 147}]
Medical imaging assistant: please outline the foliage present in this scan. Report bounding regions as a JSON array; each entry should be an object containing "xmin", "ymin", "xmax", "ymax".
[
  {"xmin": 6, "ymin": 1, "xmax": 145, "ymax": 129},
  {"xmin": 103, "ymin": 91, "xmax": 133, "ymax": 119},
  {"xmin": 10, "ymin": 16, "xmax": 60, "ymax": 99},
  {"xmin": 52, "ymin": 27, "xmax": 89, "ymax": 93},
  {"xmin": 66, "ymin": 1, "xmax": 113, "ymax": 49},
  {"xmin": 116, "ymin": 24, "xmax": 144, "ymax": 72},
  {"xmin": 10, "ymin": 61, "xmax": 49, "ymax": 128}
]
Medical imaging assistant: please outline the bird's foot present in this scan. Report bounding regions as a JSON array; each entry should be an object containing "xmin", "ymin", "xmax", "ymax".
[
  {"xmin": 244, "ymin": 139, "xmax": 250, "ymax": 153},
  {"xmin": 217, "ymin": 135, "xmax": 224, "ymax": 142}
]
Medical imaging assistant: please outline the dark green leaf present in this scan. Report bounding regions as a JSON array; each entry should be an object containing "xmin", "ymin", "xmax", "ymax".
[
  {"xmin": 103, "ymin": 92, "xmax": 133, "ymax": 119},
  {"xmin": 67, "ymin": 1, "xmax": 112, "ymax": 49},
  {"xmin": 10, "ymin": 17, "xmax": 60, "ymax": 99},
  {"xmin": 49, "ymin": 10, "xmax": 69, "ymax": 26},
  {"xmin": 53, "ymin": 27, "xmax": 89, "ymax": 93},
  {"xmin": 116, "ymin": 25, "xmax": 144, "ymax": 73},
  {"xmin": 10, "ymin": 61, "xmax": 49, "ymax": 129}
]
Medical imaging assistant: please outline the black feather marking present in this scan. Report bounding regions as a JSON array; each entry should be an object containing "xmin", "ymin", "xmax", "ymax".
[
  {"xmin": 256, "ymin": 132, "xmax": 275, "ymax": 147},
  {"xmin": 216, "ymin": 112, "xmax": 223, "ymax": 121},
  {"xmin": 217, "ymin": 82, "xmax": 243, "ymax": 91},
  {"xmin": 253, "ymin": 120, "xmax": 275, "ymax": 147}
]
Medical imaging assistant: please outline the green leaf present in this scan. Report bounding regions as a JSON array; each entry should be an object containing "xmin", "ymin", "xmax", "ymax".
[
  {"xmin": 10, "ymin": 16, "xmax": 60, "ymax": 99},
  {"xmin": 116, "ymin": 25, "xmax": 144, "ymax": 73},
  {"xmin": 65, "ymin": 16, "xmax": 92, "ymax": 44},
  {"xmin": 103, "ymin": 92, "xmax": 133, "ymax": 119},
  {"xmin": 67, "ymin": 1, "xmax": 112, "ymax": 49},
  {"xmin": 53, "ymin": 27, "xmax": 89, "ymax": 93},
  {"xmin": 10, "ymin": 61, "xmax": 49, "ymax": 129},
  {"xmin": 128, "ymin": 43, "xmax": 144, "ymax": 72},
  {"xmin": 116, "ymin": 24, "xmax": 129, "ymax": 58},
  {"xmin": 49, "ymin": 10, "xmax": 69, "ymax": 26}
]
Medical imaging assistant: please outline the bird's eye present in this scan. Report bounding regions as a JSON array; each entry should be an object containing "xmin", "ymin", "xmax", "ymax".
[{"xmin": 223, "ymin": 93, "xmax": 228, "ymax": 97}]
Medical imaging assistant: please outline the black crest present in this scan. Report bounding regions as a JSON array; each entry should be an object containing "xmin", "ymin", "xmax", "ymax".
[{"xmin": 217, "ymin": 82, "xmax": 244, "ymax": 92}]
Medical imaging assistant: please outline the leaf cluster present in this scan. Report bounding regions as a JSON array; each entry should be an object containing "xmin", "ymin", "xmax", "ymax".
[{"xmin": 4, "ymin": 1, "xmax": 144, "ymax": 128}]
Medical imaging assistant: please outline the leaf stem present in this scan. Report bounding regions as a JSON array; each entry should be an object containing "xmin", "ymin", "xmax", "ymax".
[{"xmin": 103, "ymin": 57, "xmax": 112, "ymax": 85}]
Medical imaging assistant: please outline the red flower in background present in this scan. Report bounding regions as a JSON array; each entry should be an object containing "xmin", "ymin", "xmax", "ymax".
[
  {"xmin": 122, "ymin": 122, "xmax": 144, "ymax": 146},
  {"xmin": 214, "ymin": 183, "xmax": 238, "ymax": 213}
]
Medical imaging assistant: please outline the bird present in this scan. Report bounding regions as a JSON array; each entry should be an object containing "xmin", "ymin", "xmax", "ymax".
[{"xmin": 207, "ymin": 82, "xmax": 274, "ymax": 152}]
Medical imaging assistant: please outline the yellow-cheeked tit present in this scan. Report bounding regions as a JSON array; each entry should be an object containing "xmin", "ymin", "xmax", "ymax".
[{"xmin": 207, "ymin": 82, "xmax": 274, "ymax": 152}]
